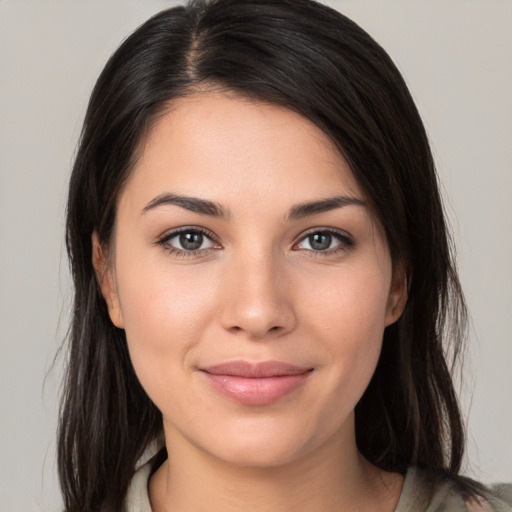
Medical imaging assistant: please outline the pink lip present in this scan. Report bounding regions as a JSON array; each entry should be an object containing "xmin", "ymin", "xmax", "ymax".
[{"xmin": 200, "ymin": 361, "xmax": 313, "ymax": 406}]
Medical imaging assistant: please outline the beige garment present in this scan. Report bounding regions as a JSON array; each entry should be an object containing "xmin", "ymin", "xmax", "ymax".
[{"xmin": 124, "ymin": 463, "xmax": 512, "ymax": 512}]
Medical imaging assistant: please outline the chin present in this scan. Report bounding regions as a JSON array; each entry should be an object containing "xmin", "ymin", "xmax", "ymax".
[{"xmin": 188, "ymin": 413, "xmax": 335, "ymax": 469}]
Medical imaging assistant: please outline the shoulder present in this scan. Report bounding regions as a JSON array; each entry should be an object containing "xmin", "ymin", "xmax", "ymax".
[
  {"xmin": 121, "ymin": 463, "xmax": 512, "ymax": 512},
  {"xmin": 396, "ymin": 468, "xmax": 512, "ymax": 512},
  {"xmin": 122, "ymin": 440, "xmax": 167, "ymax": 512},
  {"xmin": 463, "ymin": 483, "xmax": 512, "ymax": 512},
  {"xmin": 123, "ymin": 461, "xmax": 153, "ymax": 512}
]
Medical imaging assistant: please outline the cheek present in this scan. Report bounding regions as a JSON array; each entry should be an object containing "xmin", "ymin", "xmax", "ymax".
[
  {"xmin": 118, "ymin": 242, "xmax": 218, "ymax": 331},
  {"xmin": 304, "ymin": 260, "xmax": 391, "ymax": 337},
  {"xmin": 114, "ymin": 250, "xmax": 220, "ymax": 401},
  {"xmin": 301, "ymin": 263, "xmax": 390, "ymax": 393}
]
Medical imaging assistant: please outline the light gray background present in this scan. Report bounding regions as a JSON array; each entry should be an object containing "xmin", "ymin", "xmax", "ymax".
[{"xmin": 0, "ymin": 1, "xmax": 510, "ymax": 510}]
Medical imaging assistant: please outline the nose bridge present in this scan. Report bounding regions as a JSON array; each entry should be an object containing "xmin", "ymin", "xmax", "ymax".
[{"xmin": 220, "ymin": 245, "xmax": 296, "ymax": 339}]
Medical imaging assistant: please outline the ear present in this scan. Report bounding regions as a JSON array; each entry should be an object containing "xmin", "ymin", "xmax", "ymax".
[
  {"xmin": 384, "ymin": 263, "xmax": 408, "ymax": 327},
  {"xmin": 92, "ymin": 231, "xmax": 125, "ymax": 329}
]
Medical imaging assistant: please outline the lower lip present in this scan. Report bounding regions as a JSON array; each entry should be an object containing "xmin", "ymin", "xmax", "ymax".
[{"xmin": 201, "ymin": 371, "xmax": 312, "ymax": 406}]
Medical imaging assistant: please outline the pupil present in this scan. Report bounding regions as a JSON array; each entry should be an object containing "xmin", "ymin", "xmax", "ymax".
[
  {"xmin": 180, "ymin": 232, "xmax": 203, "ymax": 250},
  {"xmin": 310, "ymin": 233, "xmax": 331, "ymax": 251}
]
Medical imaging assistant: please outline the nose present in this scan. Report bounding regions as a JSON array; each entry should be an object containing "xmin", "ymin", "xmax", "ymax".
[{"xmin": 219, "ymin": 251, "xmax": 297, "ymax": 340}]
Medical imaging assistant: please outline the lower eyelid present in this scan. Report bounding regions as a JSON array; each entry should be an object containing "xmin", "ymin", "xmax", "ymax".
[
  {"xmin": 155, "ymin": 227, "xmax": 221, "ymax": 256},
  {"xmin": 156, "ymin": 228, "xmax": 353, "ymax": 257},
  {"xmin": 294, "ymin": 230, "xmax": 354, "ymax": 250}
]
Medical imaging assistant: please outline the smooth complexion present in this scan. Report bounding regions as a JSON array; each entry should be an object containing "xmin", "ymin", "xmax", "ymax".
[{"xmin": 94, "ymin": 92, "xmax": 407, "ymax": 512}]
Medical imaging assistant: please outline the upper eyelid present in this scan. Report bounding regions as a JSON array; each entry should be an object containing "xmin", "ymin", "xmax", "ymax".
[
  {"xmin": 156, "ymin": 227, "xmax": 221, "ymax": 258},
  {"xmin": 293, "ymin": 228, "xmax": 354, "ymax": 253},
  {"xmin": 296, "ymin": 227, "xmax": 353, "ymax": 241},
  {"xmin": 155, "ymin": 226, "xmax": 353, "ymax": 248},
  {"xmin": 157, "ymin": 226, "xmax": 218, "ymax": 244}
]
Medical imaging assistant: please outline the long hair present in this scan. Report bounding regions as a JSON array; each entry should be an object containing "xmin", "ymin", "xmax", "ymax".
[{"xmin": 60, "ymin": 0, "xmax": 472, "ymax": 509}]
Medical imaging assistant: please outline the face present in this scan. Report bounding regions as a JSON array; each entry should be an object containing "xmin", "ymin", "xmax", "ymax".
[{"xmin": 95, "ymin": 92, "xmax": 405, "ymax": 468}]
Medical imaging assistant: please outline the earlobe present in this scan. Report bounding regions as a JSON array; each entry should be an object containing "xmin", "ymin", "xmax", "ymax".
[
  {"xmin": 385, "ymin": 265, "xmax": 408, "ymax": 327},
  {"xmin": 92, "ymin": 232, "xmax": 125, "ymax": 329}
]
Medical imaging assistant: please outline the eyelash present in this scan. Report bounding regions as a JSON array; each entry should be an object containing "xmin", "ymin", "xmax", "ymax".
[
  {"xmin": 155, "ymin": 227, "xmax": 354, "ymax": 258},
  {"xmin": 156, "ymin": 227, "xmax": 220, "ymax": 258},
  {"xmin": 292, "ymin": 228, "xmax": 355, "ymax": 257}
]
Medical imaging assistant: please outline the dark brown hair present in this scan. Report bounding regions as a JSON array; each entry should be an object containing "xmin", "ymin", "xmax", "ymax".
[{"xmin": 60, "ymin": 0, "xmax": 475, "ymax": 510}]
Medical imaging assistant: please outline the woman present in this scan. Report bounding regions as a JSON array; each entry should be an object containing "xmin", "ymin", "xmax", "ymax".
[{"xmin": 58, "ymin": 0, "xmax": 511, "ymax": 511}]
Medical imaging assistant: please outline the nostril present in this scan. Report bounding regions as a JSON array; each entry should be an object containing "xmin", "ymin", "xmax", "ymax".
[
  {"xmin": 227, "ymin": 324, "xmax": 283, "ymax": 337},
  {"xmin": 220, "ymin": 292, "xmax": 297, "ymax": 339}
]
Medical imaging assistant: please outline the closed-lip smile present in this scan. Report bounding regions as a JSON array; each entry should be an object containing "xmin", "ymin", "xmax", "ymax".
[{"xmin": 199, "ymin": 360, "xmax": 313, "ymax": 405}]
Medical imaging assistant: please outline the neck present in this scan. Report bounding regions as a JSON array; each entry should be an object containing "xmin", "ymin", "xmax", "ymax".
[{"xmin": 149, "ymin": 425, "xmax": 403, "ymax": 512}]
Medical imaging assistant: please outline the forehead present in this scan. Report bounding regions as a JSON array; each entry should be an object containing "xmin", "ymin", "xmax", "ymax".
[{"xmin": 123, "ymin": 92, "xmax": 364, "ymax": 211}]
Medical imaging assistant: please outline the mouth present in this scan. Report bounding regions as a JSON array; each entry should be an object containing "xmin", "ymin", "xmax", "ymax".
[{"xmin": 199, "ymin": 360, "xmax": 314, "ymax": 406}]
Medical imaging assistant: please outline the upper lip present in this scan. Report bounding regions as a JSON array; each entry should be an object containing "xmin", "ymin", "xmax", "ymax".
[{"xmin": 201, "ymin": 360, "xmax": 312, "ymax": 378}]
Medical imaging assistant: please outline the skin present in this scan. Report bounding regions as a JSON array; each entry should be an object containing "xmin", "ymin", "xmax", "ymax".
[{"xmin": 94, "ymin": 92, "xmax": 407, "ymax": 512}]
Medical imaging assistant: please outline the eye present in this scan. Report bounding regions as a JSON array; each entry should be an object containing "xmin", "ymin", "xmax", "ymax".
[
  {"xmin": 157, "ymin": 227, "xmax": 219, "ymax": 256},
  {"xmin": 294, "ymin": 229, "xmax": 353, "ymax": 254}
]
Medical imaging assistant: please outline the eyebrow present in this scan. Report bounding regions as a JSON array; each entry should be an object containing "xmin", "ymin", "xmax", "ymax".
[
  {"xmin": 142, "ymin": 193, "xmax": 365, "ymax": 219},
  {"xmin": 142, "ymin": 193, "xmax": 230, "ymax": 218},
  {"xmin": 287, "ymin": 195, "xmax": 366, "ymax": 219}
]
